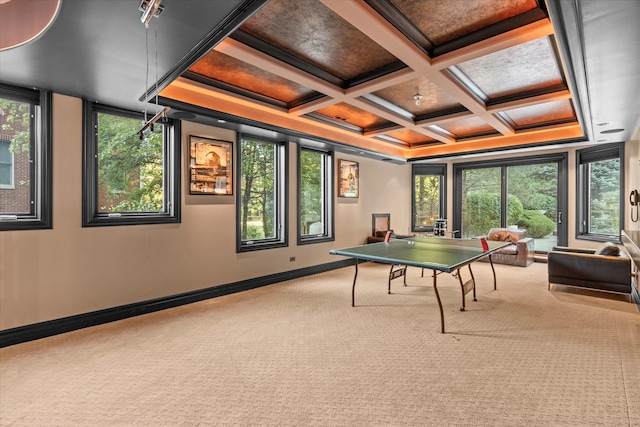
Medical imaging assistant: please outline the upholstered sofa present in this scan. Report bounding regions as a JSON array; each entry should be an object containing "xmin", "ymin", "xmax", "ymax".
[
  {"xmin": 548, "ymin": 244, "xmax": 633, "ymax": 301},
  {"xmin": 479, "ymin": 228, "xmax": 535, "ymax": 267}
]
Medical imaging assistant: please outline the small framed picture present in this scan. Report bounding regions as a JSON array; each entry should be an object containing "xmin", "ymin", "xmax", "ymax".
[
  {"xmin": 338, "ymin": 159, "xmax": 359, "ymax": 198},
  {"xmin": 189, "ymin": 136, "xmax": 233, "ymax": 195}
]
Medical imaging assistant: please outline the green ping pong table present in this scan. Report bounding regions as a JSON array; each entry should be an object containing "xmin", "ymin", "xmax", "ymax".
[{"xmin": 329, "ymin": 236, "xmax": 510, "ymax": 333}]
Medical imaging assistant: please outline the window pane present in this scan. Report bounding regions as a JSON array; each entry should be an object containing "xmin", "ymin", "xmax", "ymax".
[
  {"xmin": 507, "ymin": 163, "xmax": 558, "ymax": 252},
  {"xmin": 0, "ymin": 140, "xmax": 13, "ymax": 187},
  {"xmin": 300, "ymin": 149, "xmax": 324, "ymax": 236},
  {"xmin": 240, "ymin": 138, "xmax": 277, "ymax": 241},
  {"xmin": 461, "ymin": 167, "xmax": 501, "ymax": 237},
  {"xmin": 0, "ymin": 98, "xmax": 32, "ymax": 214},
  {"xmin": 96, "ymin": 112, "xmax": 164, "ymax": 213},
  {"xmin": 588, "ymin": 158, "xmax": 620, "ymax": 234},
  {"xmin": 413, "ymin": 175, "xmax": 440, "ymax": 229}
]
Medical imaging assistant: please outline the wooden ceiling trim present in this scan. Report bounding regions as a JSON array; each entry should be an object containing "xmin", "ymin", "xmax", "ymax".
[
  {"xmin": 415, "ymin": 109, "xmax": 476, "ymax": 127},
  {"xmin": 345, "ymin": 67, "xmax": 417, "ymax": 98},
  {"xmin": 320, "ymin": 0, "xmax": 516, "ymax": 137},
  {"xmin": 431, "ymin": 19, "xmax": 555, "ymax": 70},
  {"xmin": 320, "ymin": 0, "xmax": 432, "ymax": 71},
  {"xmin": 290, "ymin": 68, "xmax": 417, "ymax": 116},
  {"xmin": 163, "ymin": 77, "xmax": 410, "ymax": 158},
  {"xmin": 214, "ymin": 38, "xmax": 343, "ymax": 100},
  {"xmin": 486, "ymin": 89, "xmax": 572, "ymax": 113},
  {"xmin": 407, "ymin": 122, "xmax": 583, "ymax": 159},
  {"xmin": 427, "ymin": 71, "xmax": 515, "ymax": 136}
]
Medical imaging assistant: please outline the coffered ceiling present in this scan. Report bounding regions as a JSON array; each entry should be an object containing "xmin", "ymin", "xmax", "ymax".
[
  {"xmin": 161, "ymin": 0, "xmax": 583, "ymax": 160},
  {"xmin": 1, "ymin": 0, "xmax": 638, "ymax": 162}
]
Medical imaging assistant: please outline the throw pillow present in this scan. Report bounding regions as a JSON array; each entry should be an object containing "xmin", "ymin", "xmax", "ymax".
[
  {"xmin": 495, "ymin": 231, "xmax": 512, "ymax": 242},
  {"xmin": 594, "ymin": 242, "xmax": 620, "ymax": 256}
]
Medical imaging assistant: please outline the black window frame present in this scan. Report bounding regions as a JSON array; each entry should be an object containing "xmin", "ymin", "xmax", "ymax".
[
  {"xmin": 297, "ymin": 145, "xmax": 334, "ymax": 245},
  {"xmin": 236, "ymin": 133, "xmax": 288, "ymax": 252},
  {"xmin": 411, "ymin": 164, "xmax": 446, "ymax": 233},
  {"xmin": 452, "ymin": 153, "xmax": 568, "ymax": 247},
  {"xmin": 82, "ymin": 101, "xmax": 181, "ymax": 227},
  {"xmin": 0, "ymin": 84, "xmax": 52, "ymax": 231},
  {"xmin": 576, "ymin": 142, "xmax": 624, "ymax": 243}
]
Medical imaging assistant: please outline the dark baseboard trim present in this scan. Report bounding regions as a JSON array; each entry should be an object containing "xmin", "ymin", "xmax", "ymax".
[{"xmin": 0, "ymin": 259, "xmax": 355, "ymax": 348}]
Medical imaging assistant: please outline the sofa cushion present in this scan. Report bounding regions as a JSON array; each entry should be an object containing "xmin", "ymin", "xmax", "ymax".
[
  {"xmin": 594, "ymin": 242, "xmax": 620, "ymax": 256},
  {"xmin": 495, "ymin": 244, "xmax": 518, "ymax": 255}
]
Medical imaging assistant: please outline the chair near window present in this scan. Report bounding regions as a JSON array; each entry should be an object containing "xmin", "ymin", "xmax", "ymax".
[{"xmin": 367, "ymin": 213, "xmax": 393, "ymax": 243}]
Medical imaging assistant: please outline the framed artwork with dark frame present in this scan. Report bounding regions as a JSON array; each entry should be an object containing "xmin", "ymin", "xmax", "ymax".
[
  {"xmin": 338, "ymin": 159, "xmax": 359, "ymax": 198},
  {"xmin": 189, "ymin": 136, "xmax": 233, "ymax": 195}
]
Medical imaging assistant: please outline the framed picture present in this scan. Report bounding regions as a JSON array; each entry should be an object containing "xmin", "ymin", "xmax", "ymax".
[
  {"xmin": 338, "ymin": 159, "xmax": 359, "ymax": 198},
  {"xmin": 189, "ymin": 136, "xmax": 233, "ymax": 195}
]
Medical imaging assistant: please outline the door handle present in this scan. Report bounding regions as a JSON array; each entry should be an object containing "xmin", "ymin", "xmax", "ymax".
[{"xmin": 558, "ymin": 212, "xmax": 562, "ymax": 224}]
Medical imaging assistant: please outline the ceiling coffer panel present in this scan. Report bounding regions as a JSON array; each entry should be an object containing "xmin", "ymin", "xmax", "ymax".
[
  {"xmin": 455, "ymin": 37, "xmax": 564, "ymax": 100},
  {"xmin": 168, "ymin": 0, "xmax": 586, "ymax": 159},
  {"xmin": 501, "ymin": 99, "xmax": 576, "ymax": 128},
  {"xmin": 188, "ymin": 50, "xmax": 316, "ymax": 105},
  {"xmin": 314, "ymin": 102, "xmax": 395, "ymax": 131},
  {"xmin": 239, "ymin": 0, "xmax": 399, "ymax": 82},
  {"xmin": 389, "ymin": 0, "xmax": 540, "ymax": 46}
]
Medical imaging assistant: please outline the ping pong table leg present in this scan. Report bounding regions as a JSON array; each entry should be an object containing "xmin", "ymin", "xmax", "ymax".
[
  {"xmin": 351, "ymin": 259, "xmax": 359, "ymax": 307},
  {"xmin": 456, "ymin": 265, "xmax": 477, "ymax": 311},
  {"xmin": 431, "ymin": 270, "xmax": 445, "ymax": 334},
  {"xmin": 488, "ymin": 254, "xmax": 497, "ymax": 290},
  {"xmin": 388, "ymin": 264, "xmax": 408, "ymax": 294},
  {"xmin": 469, "ymin": 264, "xmax": 477, "ymax": 302}
]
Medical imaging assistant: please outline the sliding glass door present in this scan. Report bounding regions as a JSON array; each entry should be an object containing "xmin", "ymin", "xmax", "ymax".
[{"xmin": 454, "ymin": 154, "xmax": 567, "ymax": 252}]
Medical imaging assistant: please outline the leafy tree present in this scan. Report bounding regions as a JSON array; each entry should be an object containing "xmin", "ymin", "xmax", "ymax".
[
  {"xmin": 0, "ymin": 98, "xmax": 31, "ymax": 191},
  {"xmin": 240, "ymin": 138, "xmax": 275, "ymax": 239},
  {"xmin": 507, "ymin": 163, "xmax": 558, "ymax": 220},
  {"xmin": 517, "ymin": 210, "xmax": 555, "ymax": 238},
  {"xmin": 588, "ymin": 158, "xmax": 620, "ymax": 233},
  {"xmin": 414, "ymin": 175, "xmax": 439, "ymax": 226},
  {"xmin": 299, "ymin": 150, "xmax": 322, "ymax": 233},
  {"xmin": 96, "ymin": 113, "xmax": 164, "ymax": 212},
  {"xmin": 464, "ymin": 192, "xmax": 523, "ymax": 236},
  {"xmin": 0, "ymin": 98, "xmax": 30, "ymax": 154}
]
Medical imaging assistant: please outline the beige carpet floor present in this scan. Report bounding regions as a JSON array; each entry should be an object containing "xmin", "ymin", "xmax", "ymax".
[{"xmin": 1, "ymin": 262, "xmax": 639, "ymax": 426}]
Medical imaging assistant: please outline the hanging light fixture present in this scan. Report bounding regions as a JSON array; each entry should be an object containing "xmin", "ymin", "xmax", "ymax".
[
  {"xmin": 413, "ymin": 86, "xmax": 423, "ymax": 106},
  {"xmin": 137, "ymin": 0, "xmax": 169, "ymax": 139},
  {"xmin": 139, "ymin": 0, "xmax": 164, "ymax": 28}
]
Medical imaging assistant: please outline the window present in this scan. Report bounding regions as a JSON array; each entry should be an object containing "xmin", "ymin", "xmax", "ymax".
[
  {"xmin": 0, "ymin": 84, "xmax": 52, "ymax": 231},
  {"xmin": 411, "ymin": 164, "xmax": 446, "ymax": 233},
  {"xmin": 82, "ymin": 102, "xmax": 181, "ymax": 227},
  {"xmin": 454, "ymin": 154, "xmax": 568, "ymax": 251},
  {"xmin": 297, "ymin": 146, "xmax": 334, "ymax": 244},
  {"xmin": 577, "ymin": 142, "xmax": 624, "ymax": 242},
  {"xmin": 236, "ymin": 134, "xmax": 287, "ymax": 251},
  {"xmin": 0, "ymin": 140, "xmax": 13, "ymax": 188}
]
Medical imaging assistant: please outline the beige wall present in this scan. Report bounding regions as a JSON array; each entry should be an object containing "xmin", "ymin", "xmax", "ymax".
[
  {"xmin": 1, "ymin": 93, "xmax": 636, "ymax": 331},
  {"xmin": 625, "ymin": 137, "xmax": 640, "ymax": 232},
  {"xmin": 0, "ymin": 94, "xmax": 411, "ymax": 330}
]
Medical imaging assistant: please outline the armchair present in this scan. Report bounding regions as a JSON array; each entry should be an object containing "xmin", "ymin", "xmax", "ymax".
[
  {"xmin": 479, "ymin": 228, "xmax": 535, "ymax": 267},
  {"xmin": 548, "ymin": 244, "xmax": 633, "ymax": 301},
  {"xmin": 366, "ymin": 213, "xmax": 394, "ymax": 244}
]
